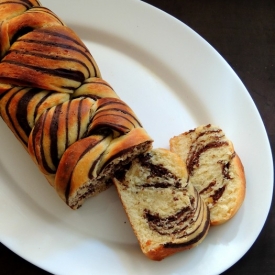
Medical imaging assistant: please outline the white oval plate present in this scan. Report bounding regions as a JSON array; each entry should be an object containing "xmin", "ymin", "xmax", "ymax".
[{"xmin": 0, "ymin": 0, "xmax": 273, "ymax": 274}]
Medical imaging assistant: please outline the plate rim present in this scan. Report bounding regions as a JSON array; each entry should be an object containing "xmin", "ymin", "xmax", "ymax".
[{"xmin": 0, "ymin": 0, "xmax": 273, "ymax": 274}]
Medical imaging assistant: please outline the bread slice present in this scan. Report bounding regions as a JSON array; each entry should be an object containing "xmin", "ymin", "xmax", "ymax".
[
  {"xmin": 170, "ymin": 124, "xmax": 246, "ymax": 225},
  {"xmin": 113, "ymin": 148, "xmax": 210, "ymax": 261}
]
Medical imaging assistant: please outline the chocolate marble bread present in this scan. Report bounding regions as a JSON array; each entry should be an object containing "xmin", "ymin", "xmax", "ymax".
[
  {"xmin": 170, "ymin": 124, "xmax": 246, "ymax": 225},
  {"xmin": 0, "ymin": 0, "xmax": 153, "ymax": 209},
  {"xmin": 113, "ymin": 148, "xmax": 210, "ymax": 261}
]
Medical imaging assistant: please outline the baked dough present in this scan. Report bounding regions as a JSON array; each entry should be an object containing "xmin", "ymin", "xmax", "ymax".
[
  {"xmin": 170, "ymin": 124, "xmax": 246, "ymax": 225},
  {"xmin": 114, "ymin": 148, "xmax": 210, "ymax": 260},
  {"xmin": 0, "ymin": 0, "xmax": 153, "ymax": 209}
]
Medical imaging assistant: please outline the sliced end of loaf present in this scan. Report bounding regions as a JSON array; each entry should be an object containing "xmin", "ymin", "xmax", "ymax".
[{"xmin": 55, "ymin": 128, "xmax": 153, "ymax": 209}]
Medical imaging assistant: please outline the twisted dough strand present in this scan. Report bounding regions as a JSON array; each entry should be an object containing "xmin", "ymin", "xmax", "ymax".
[{"xmin": 0, "ymin": 0, "xmax": 153, "ymax": 209}]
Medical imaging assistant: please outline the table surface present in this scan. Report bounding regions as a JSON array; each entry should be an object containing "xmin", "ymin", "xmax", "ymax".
[{"xmin": 1, "ymin": 0, "xmax": 274, "ymax": 274}]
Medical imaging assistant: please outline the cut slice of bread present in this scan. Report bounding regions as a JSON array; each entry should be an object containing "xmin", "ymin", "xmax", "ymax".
[
  {"xmin": 113, "ymin": 148, "xmax": 210, "ymax": 261},
  {"xmin": 170, "ymin": 124, "xmax": 246, "ymax": 225}
]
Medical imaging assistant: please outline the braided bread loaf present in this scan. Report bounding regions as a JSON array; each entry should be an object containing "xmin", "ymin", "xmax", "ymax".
[{"xmin": 0, "ymin": 0, "xmax": 153, "ymax": 209}]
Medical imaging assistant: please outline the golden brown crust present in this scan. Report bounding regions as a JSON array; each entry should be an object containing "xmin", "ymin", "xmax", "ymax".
[
  {"xmin": 88, "ymin": 97, "xmax": 143, "ymax": 136},
  {"xmin": 211, "ymin": 153, "xmax": 246, "ymax": 225},
  {"xmin": 0, "ymin": 24, "xmax": 101, "ymax": 93},
  {"xmin": 99, "ymin": 128, "xmax": 153, "ymax": 173},
  {"xmin": 28, "ymin": 97, "xmax": 95, "ymax": 175},
  {"xmin": 144, "ymin": 237, "xmax": 206, "ymax": 261},
  {"xmin": 0, "ymin": 0, "xmax": 41, "ymax": 22},
  {"xmin": 55, "ymin": 135, "xmax": 111, "ymax": 203},
  {"xmin": 73, "ymin": 77, "xmax": 119, "ymax": 100}
]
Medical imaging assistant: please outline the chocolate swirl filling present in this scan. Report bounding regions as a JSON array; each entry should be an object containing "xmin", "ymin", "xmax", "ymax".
[{"xmin": 185, "ymin": 126, "xmax": 236, "ymax": 206}]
